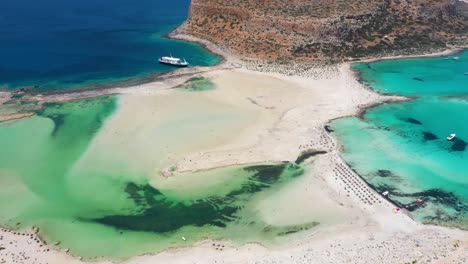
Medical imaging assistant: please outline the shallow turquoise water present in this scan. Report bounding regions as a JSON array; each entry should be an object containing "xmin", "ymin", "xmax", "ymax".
[
  {"xmin": 0, "ymin": 98, "xmax": 313, "ymax": 259},
  {"xmin": 353, "ymin": 51, "xmax": 468, "ymax": 96},
  {"xmin": 333, "ymin": 50, "xmax": 468, "ymax": 228}
]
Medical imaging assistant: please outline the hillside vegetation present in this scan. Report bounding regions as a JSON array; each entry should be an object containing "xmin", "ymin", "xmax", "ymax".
[{"xmin": 179, "ymin": 0, "xmax": 468, "ymax": 62}]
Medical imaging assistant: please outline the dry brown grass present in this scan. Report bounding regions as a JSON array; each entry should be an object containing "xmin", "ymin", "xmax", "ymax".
[{"xmin": 180, "ymin": 0, "xmax": 468, "ymax": 62}]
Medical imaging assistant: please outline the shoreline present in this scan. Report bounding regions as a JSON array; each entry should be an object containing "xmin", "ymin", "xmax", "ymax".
[
  {"xmin": 1, "ymin": 31, "xmax": 467, "ymax": 263},
  {"xmin": 0, "ymin": 26, "xmax": 227, "ymax": 98},
  {"xmin": 355, "ymin": 47, "xmax": 467, "ymax": 63},
  {"xmin": 166, "ymin": 28, "xmax": 230, "ymax": 66},
  {"xmin": 0, "ymin": 36, "xmax": 463, "ymax": 105}
]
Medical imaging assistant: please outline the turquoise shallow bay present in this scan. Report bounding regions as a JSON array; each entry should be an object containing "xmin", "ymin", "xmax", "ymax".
[
  {"xmin": 0, "ymin": 96, "xmax": 315, "ymax": 259},
  {"xmin": 333, "ymin": 50, "xmax": 468, "ymax": 228},
  {"xmin": 353, "ymin": 51, "xmax": 468, "ymax": 96}
]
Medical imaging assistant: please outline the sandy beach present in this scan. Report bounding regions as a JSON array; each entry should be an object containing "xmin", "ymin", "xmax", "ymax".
[{"xmin": 1, "ymin": 37, "xmax": 467, "ymax": 264}]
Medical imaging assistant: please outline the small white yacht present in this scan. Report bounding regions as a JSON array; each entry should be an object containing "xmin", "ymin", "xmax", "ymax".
[
  {"xmin": 447, "ymin": 133, "xmax": 456, "ymax": 141},
  {"xmin": 452, "ymin": 56, "xmax": 460, "ymax": 61},
  {"xmin": 158, "ymin": 56, "xmax": 188, "ymax": 67}
]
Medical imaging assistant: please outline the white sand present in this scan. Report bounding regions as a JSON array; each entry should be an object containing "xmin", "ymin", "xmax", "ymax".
[{"xmin": 1, "ymin": 60, "xmax": 467, "ymax": 264}]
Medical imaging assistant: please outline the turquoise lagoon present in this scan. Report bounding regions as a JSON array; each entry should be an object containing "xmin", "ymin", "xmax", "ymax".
[
  {"xmin": 353, "ymin": 50, "xmax": 468, "ymax": 96},
  {"xmin": 332, "ymin": 50, "xmax": 468, "ymax": 228},
  {"xmin": 0, "ymin": 96, "xmax": 316, "ymax": 259}
]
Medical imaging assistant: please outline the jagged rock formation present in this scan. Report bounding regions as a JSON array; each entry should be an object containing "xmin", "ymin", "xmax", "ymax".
[{"xmin": 178, "ymin": 0, "xmax": 468, "ymax": 62}]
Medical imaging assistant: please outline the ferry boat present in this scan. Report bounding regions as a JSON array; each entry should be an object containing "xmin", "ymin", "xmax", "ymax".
[
  {"xmin": 447, "ymin": 133, "xmax": 456, "ymax": 141},
  {"xmin": 158, "ymin": 56, "xmax": 188, "ymax": 67}
]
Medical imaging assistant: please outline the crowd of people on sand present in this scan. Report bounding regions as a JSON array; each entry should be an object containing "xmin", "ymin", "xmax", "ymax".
[
  {"xmin": 296, "ymin": 127, "xmax": 382, "ymax": 207},
  {"xmin": 242, "ymin": 60, "xmax": 339, "ymax": 79},
  {"xmin": 298, "ymin": 133, "xmax": 336, "ymax": 152},
  {"xmin": 302, "ymin": 128, "xmax": 388, "ymax": 209},
  {"xmin": 320, "ymin": 128, "xmax": 386, "ymax": 207},
  {"xmin": 320, "ymin": 128, "xmax": 414, "ymax": 214},
  {"xmin": 0, "ymin": 227, "xmax": 51, "ymax": 264},
  {"xmin": 249, "ymin": 231, "xmax": 467, "ymax": 264}
]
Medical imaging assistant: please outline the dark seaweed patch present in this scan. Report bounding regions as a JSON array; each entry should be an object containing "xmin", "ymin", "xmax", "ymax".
[
  {"xmin": 19, "ymin": 100, "xmax": 39, "ymax": 106},
  {"xmin": 324, "ymin": 125, "xmax": 334, "ymax": 133},
  {"xmin": 35, "ymin": 97, "xmax": 116, "ymax": 138},
  {"xmin": 176, "ymin": 76, "xmax": 215, "ymax": 92},
  {"xmin": 422, "ymin": 131, "xmax": 438, "ymax": 140},
  {"xmin": 422, "ymin": 209, "xmax": 462, "ymax": 223},
  {"xmin": 93, "ymin": 163, "xmax": 304, "ymax": 233},
  {"xmin": 275, "ymin": 221, "xmax": 319, "ymax": 236},
  {"xmin": 35, "ymin": 103, "xmax": 68, "ymax": 137},
  {"xmin": 408, "ymin": 189, "xmax": 467, "ymax": 212},
  {"xmin": 47, "ymin": 114, "xmax": 66, "ymax": 137},
  {"xmin": 375, "ymin": 186, "xmax": 467, "ymax": 213},
  {"xmin": 376, "ymin": 170, "xmax": 393, "ymax": 177},
  {"xmin": 186, "ymin": 77, "xmax": 205, "ymax": 83},
  {"xmin": 244, "ymin": 164, "xmax": 287, "ymax": 184},
  {"xmin": 375, "ymin": 125, "xmax": 392, "ymax": 131},
  {"xmin": 3, "ymin": 100, "xmax": 16, "ymax": 105},
  {"xmin": 451, "ymin": 139, "xmax": 467, "ymax": 152},
  {"xmin": 11, "ymin": 93, "xmax": 25, "ymax": 99},
  {"xmin": 295, "ymin": 150, "xmax": 327, "ymax": 164},
  {"xmin": 404, "ymin": 117, "xmax": 423, "ymax": 125},
  {"xmin": 354, "ymin": 175, "xmax": 467, "ymax": 228},
  {"xmin": 96, "ymin": 182, "xmax": 237, "ymax": 232}
]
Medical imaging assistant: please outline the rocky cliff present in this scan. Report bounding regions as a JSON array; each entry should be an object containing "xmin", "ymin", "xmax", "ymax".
[{"xmin": 178, "ymin": 0, "xmax": 468, "ymax": 62}]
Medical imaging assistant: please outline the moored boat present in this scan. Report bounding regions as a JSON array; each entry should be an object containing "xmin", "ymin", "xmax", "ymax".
[
  {"xmin": 158, "ymin": 56, "xmax": 189, "ymax": 67},
  {"xmin": 446, "ymin": 133, "xmax": 456, "ymax": 141}
]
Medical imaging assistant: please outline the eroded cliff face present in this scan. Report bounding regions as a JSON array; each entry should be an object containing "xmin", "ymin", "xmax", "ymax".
[{"xmin": 179, "ymin": 0, "xmax": 468, "ymax": 61}]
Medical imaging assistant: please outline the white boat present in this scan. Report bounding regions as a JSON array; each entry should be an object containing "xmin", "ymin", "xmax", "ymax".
[
  {"xmin": 158, "ymin": 56, "xmax": 188, "ymax": 67},
  {"xmin": 447, "ymin": 134, "xmax": 456, "ymax": 141},
  {"xmin": 382, "ymin": 191, "xmax": 389, "ymax": 196},
  {"xmin": 452, "ymin": 57, "xmax": 460, "ymax": 61},
  {"xmin": 181, "ymin": 236, "xmax": 187, "ymax": 241}
]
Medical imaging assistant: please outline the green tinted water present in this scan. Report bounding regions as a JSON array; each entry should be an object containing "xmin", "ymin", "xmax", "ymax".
[
  {"xmin": 176, "ymin": 77, "xmax": 216, "ymax": 92},
  {"xmin": 0, "ymin": 97, "xmax": 314, "ymax": 259}
]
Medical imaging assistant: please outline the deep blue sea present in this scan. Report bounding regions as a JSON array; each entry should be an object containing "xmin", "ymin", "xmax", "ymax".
[
  {"xmin": 0, "ymin": 0, "xmax": 220, "ymax": 91},
  {"xmin": 332, "ymin": 50, "xmax": 468, "ymax": 229}
]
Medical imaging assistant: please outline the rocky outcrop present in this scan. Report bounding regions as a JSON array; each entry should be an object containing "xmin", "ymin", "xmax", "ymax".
[{"xmin": 178, "ymin": 0, "xmax": 468, "ymax": 62}]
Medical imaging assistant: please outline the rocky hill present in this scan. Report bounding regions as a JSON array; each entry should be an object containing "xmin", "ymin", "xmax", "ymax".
[{"xmin": 177, "ymin": 0, "xmax": 468, "ymax": 62}]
